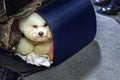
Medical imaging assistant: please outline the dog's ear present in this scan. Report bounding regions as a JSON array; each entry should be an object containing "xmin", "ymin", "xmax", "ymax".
[
  {"xmin": 48, "ymin": 29, "xmax": 52, "ymax": 39},
  {"xmin": 18, "ymin": 18, "xmax": 27, "ymax": 34}
]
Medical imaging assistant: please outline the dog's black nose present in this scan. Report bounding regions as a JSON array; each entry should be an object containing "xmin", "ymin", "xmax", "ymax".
[{"xmin": 39, "ymin": 32, "xmax": 44, "ymax": 36}]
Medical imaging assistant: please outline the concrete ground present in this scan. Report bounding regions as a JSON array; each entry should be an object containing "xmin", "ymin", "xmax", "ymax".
[{"xmin": 26, "ymin": 1, "xmax": 120, "ymax": 80}]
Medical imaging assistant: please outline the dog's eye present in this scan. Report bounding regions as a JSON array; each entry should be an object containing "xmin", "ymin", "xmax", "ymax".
[
  {"xmin": 33, "ymin": 25, "xmax": 38, "ymax": 28},
  {"xmin": 44, "ymin": 23, "xmax": 48, "ymax": 27}
]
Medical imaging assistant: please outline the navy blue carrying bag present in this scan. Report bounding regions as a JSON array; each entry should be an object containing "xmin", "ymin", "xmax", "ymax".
[
  {"xmin": 0, "ymin": 0, "xmax": 96, "ymax": 78},
  {"xmin": 37, "ymin": 0, "xmax": 96, "ymax": 65}
]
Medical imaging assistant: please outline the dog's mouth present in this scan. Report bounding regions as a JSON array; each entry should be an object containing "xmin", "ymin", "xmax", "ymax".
[{"xmin": 33, "ymin": 36, "xmax": 48, "ymax": 42}]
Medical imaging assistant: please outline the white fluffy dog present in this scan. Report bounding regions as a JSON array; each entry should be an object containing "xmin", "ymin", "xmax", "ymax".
[
  {"xmin": 16, "ymin": 13, "xmax": 53, "ymax": 67},
  {"xmin": 19, "ymin": 13, "xmax": 52, "ymax": 42}
]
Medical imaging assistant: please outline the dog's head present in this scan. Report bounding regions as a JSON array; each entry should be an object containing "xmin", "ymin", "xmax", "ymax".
[{"xmin": 19, "ymin": 13, "xmax": 52, "ymax": 42}]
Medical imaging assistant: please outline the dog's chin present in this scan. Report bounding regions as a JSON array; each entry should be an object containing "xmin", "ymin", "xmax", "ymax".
[{"xmin": 31, "ymin": 37, "xmax": 49, "ymax": 42}]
